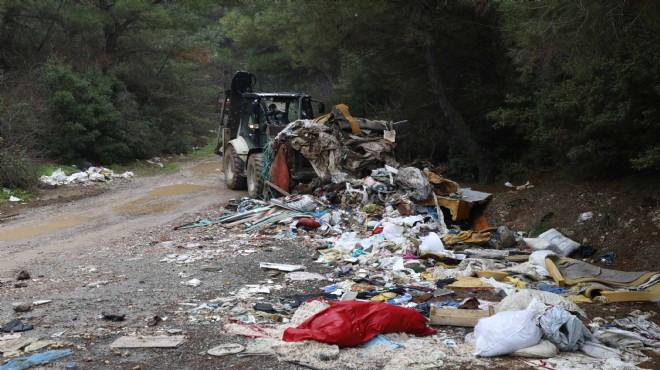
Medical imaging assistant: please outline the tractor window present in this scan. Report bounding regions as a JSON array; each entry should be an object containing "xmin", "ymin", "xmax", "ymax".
[
  {"xmin": 263, "ymin": 98, "xmax": 287, "ymax": 125},
  {"xmin": 242, "ymin": 100, "xmax": 253, "ymax": 126},
  {"xmin": 288, "ymin": 101, "xmax": 299, "ymax": 122}
]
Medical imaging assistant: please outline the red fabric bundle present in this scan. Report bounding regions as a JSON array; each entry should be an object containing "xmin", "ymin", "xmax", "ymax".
[
  {"xmin": 282, "ymin": 301, "xmax": 436, "ymax": 348},
  {"xmin": 297, "ymin": 218, "xmax": 321, "ymax": 228}
]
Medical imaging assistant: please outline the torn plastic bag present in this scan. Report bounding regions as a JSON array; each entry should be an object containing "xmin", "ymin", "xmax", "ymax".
[
  {"xmin": 539, "ymin": 306, "xmax": 593, "ymax": 351},
  {"xmin": 282, "ymin": 301, "xmax": 436, "ymax": 348},
  {"xmin": 395, "ymin": 167, "xmax": 432, "ymax": 201},
  {"xmin": 474, "ymin": 299, "xmax": 544, "ymax": 357},
  {"xmin": 497, "ymin": 289, "xmax": 586, "ymax": 318},
  {"xmin": 580, "ymin": 341, "xmax": 622, "ymax": 358},
  {"xmin": 592, "ymin": 327, "xmax": 660, "ymax": 349}
]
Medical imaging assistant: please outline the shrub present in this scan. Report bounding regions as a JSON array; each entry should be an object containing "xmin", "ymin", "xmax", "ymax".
[{"xmin": 0, "ymin": 138, "xmax": 38, "ymax": 189}]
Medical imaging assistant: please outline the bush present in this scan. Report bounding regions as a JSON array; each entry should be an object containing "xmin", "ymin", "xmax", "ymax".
[{"xmin": 0, "ymin": 138, "xmax": 38, "ymax": 189}]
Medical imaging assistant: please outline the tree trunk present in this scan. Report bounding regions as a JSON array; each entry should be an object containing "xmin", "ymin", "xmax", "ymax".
[
  {"xmin": 99, "ymin": 0, "xmax": 118, "ymax": 66},
  {"xmin": 420, "ymin": 3, "xmax": 493, "ymax": 183},
  {"xmin": 423, "ymin": 45, "xmax": 493, "ymax": 183}
]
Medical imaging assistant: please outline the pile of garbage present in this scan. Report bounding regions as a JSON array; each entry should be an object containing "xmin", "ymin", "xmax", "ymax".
[
  {"xmin": 39, "ymin": 167, "xmax": 134, "ymax": 186},
  {"xmin": 166, "ymin": 162, "xmax": 658, "ymax": 367},
  {"xmin": 156, "ymin": 107, "xmax": 659, "ymax": 368}
]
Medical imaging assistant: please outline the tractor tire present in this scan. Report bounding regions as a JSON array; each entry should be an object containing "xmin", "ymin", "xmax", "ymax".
[
  {"xmin": 246, "ymin": 153, "xmax": 265, "ymax": 198},
  {"xmin": 223, "ymin": 144, "xmax": 247, "ymax": 190}
]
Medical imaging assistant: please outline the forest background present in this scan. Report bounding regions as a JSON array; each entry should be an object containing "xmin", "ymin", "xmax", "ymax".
[{"xmin": 1, "ymin": 0, "xmax": 658, "ymax": 191}]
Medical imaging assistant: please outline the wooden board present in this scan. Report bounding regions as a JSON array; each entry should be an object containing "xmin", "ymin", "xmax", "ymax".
[
  {"xmin": 430, "ymin": 305, "xmax": 495, "ymax": 327},
  {"xmin": 109, "ymin": 335, "xmax": 185, "ymax": 348}
]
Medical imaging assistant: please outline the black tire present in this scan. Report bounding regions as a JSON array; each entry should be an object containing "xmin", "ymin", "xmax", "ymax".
[
  {"xmin": 223, "ymin": 144, "xmax": 247, "ymax": 190},
  {"xmin": 246, "ymin": 153, "xmax": 265, "ymax": 198}
]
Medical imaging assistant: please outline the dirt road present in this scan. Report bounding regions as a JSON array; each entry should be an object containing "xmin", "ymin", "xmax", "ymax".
[
  {"xmin": 0, "ymin": 156, "xmax": 240, "ymax": 277},
  {"xmin": 0, "ymin": 155, "xmax": 322, "ymax": 369}
]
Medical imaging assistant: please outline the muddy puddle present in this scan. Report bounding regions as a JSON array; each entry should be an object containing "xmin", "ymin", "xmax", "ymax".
[
  {"xmin": 114, "ymin": 184, "xmax": 213, "ymax": 214},
  {"xmin": 191, "ymin": 161, "xmax": 223, "ymax": 177},
  {"xmin": 0, "ymin": 215, "xmax": 94, "ymax": 241}
]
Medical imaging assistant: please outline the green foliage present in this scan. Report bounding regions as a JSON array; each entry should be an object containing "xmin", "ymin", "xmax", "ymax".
[
  {"xmin": 44, "ymin": 61, "xmax": 130, "ymax": 164},
  {"xmin": 493, "ymin": 1, "xmax": 660, "ymax": 179},
  {"xmin": 1, "ymin": 0, "xmax": 659, "ymax": 184},
  {"xmin": 0, "ymin": 187, "xmax": 32, "ymax": 205},
  {"xmin": 186, "ymin": 139, "xmax": 216, "ymax": 160},
  {"xmin": 631, "ymin": 147, "xmax": 660, "ymax": 171},
  {"xmin": 0, "ymin": 137, "xmax": 38, "ymax": 189}
]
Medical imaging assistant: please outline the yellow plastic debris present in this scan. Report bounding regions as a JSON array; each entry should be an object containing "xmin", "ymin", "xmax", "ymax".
[
  {"xmin": 504, "ymin": 276, "xmax": 527, "ymax": 289},
  {"xmin": 442, "ymin": 230, "xmax": 491, "ymax": 245},
  {"xmin": 567, "ymin": 295, "xmax": 592, "ymax": 304}
]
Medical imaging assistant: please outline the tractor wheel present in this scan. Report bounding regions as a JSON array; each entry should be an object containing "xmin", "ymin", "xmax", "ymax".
[
  {"xmin": 246, "ymin": 153, "xmax": 265, "ymax": 198},
  {"xmin": 223, "ymin": 144, "xmax": 247, "ymax": 190}
]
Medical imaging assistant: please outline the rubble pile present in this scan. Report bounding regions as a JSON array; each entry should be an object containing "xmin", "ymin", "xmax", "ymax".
[
  {"xmin": 153, "ymin": 160, "xmax": 658, "ymax": 367},
  {"xmin": 150, "ymin": 112, "xmax": 657, "ymax": 368},
  {"xmin": 39, "ymin": 167, "xmax": 134, "ymax": 186}
]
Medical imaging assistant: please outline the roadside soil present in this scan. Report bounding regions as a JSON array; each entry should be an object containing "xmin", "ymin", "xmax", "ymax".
[{"xmin": 0, "ymin": 157, "xmax": 658, "ymax": 369}]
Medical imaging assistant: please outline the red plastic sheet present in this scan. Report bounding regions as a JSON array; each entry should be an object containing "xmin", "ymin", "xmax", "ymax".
[
  {"xmin": 269, "ymin": 147, "xmax": 290, "ymax": 193},
  {"xmin": 282, "ymin": 301, "xmax": 436, "ymax": 348}
]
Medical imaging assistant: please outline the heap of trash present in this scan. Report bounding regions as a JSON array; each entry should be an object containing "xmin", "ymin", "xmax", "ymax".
[
  {"xmin": 39, "ymin": 167, "xmax": 134, "ymax": 186},
  {"xmin": 161, "ymin": 108, "xmax": 659, "ymax": 369}
]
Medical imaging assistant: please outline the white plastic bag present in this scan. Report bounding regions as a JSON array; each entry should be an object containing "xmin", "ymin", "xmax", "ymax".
[
  {"xmin": 419, "ymin": 232, "xmax": 444, "ymax": 254},
  {"xmin": 523, "ymin": 238, "xmax": 561, "ymax": 254},
  {"xmin": 474, "ymin": 299, "xmax": 544, "ymax": 357},
  {"xmin": 538, "ymin": 228, "xmax": 580, "ymax": 257},
  {"xmin": 528, "ymin": 250, "xmax": 557, "ymax": 277}
]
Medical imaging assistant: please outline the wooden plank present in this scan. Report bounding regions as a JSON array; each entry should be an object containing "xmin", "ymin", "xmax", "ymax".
[
  {"xmin": 264, "ymin": 180, "xmax": 290, "ymax": 197},
  {"xmin": 430, "ymin": 305, "xmax": 494, "ymax": 327},
  {"xmin": 252, "ymin": 208, "xmax": 280, "ymax": 223},
  {"xmin": 109, "ymin": 335, "xmax": 185, "ymax": 348}
]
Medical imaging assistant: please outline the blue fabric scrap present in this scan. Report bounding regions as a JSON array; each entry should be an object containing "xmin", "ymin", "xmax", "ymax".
[{"xmin": 0, "ymin": 349, "xmax": 74, "ymax": 370}]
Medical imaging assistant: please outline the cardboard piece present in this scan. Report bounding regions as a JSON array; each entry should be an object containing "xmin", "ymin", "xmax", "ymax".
[
  {"xmin": 0, "ymin": 338, "xmax": 37, "ymax": 353},
  {"xmin": 430, "ymin": 305, "xmax": 495, "ymax": 327},
  {"xmin": 446, "ymin": 276, "xmax": 494, "ymax": 289},
  {"xmin": 109, "ymin": 335, "xmax": 185, "ymax": 348}
]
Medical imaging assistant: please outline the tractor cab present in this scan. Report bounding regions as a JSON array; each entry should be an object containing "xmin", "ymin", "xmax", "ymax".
[{"xmin": 215, "ymin": 71, "xmax": 324, "ymax": 196}]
